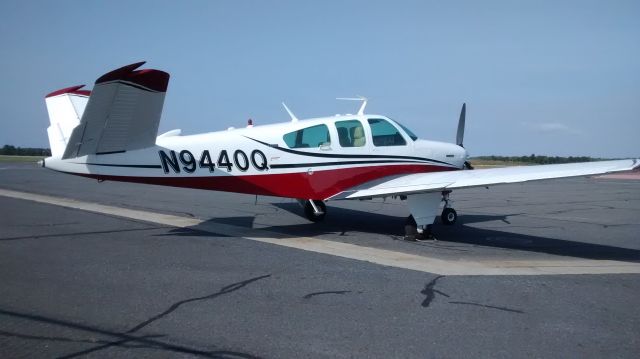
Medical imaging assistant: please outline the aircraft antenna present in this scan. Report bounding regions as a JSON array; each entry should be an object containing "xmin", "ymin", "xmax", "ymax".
[
  {"xmin": 282, "ymin": 102, "xmax": 298, "ymax": 122},
  {"xmin": 336, "ymin": 96, "xmax": 368, "ymax": 115}
]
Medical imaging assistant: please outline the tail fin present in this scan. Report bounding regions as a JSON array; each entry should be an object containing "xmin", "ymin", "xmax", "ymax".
[
  {"xmin": 52, "ymin": 62, "xmax": 170, "ymax": 159},
  {"xmin": 44, "ymin": 85, "xmax": 91, "ymax": 158}
]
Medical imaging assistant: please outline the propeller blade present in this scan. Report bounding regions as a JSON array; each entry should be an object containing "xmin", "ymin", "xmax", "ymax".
[{"xmin": 456, "ymin": 103, "xmax": 466, "ymax": 147}]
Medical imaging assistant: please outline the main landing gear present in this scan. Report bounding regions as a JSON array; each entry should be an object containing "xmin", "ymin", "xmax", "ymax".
[
  {"xmin": 302, "ymin": 199, "xmax": 326, "ymax": 222},
  {"xmin": 404, "ymin": 190, "xmax": 458, "ymax": 241}
]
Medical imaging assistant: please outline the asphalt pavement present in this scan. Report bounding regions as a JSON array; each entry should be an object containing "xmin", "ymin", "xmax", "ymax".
[{"xmin": 1, "ymin": 162, "xmax": 639, "ymax": 358}]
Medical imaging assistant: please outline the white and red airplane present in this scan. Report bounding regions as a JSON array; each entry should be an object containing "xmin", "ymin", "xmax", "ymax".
[{"xmin": 42, "ymin": 62, "xmax": 638, "ymax": 238}]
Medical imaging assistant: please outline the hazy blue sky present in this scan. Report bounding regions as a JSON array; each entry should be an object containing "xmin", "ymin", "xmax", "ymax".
[{"xmin": 1, "ymin": 0, "xmax": 638, "ymax": 157}]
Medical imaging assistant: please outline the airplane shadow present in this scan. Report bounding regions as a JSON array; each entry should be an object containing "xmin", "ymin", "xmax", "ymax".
[{"xmin": 170, "ymin": 203, "xmax": 640, "ymax": 263}]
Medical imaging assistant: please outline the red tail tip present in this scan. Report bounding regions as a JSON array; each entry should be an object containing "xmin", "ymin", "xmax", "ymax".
[{"xmin": 45, "ymin": 85, "xmax": 90, "ymax": 98}]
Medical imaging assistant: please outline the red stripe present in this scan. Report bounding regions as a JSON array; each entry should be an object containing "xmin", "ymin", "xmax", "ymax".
[
  {"xmin": 45, "ymin": 85, "xmax": 91, "ymax": 98},
  {"xmin": 74, "ymin": 164, "xmax": 457, "ymax": 199},
  {"xmin": 95, "ymin": 62, "xmax": 170, "ymax": 92}
]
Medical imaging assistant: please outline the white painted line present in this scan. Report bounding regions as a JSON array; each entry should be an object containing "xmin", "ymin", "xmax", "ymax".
[{"xmin": 2, "ymin": 188, "xmax": 639, "ymax": 276}]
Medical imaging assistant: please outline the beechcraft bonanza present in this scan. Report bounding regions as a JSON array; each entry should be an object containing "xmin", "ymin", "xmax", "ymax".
[{"xmin": 43, "ymin": 62, "xmax": 638, "ymax": 239}]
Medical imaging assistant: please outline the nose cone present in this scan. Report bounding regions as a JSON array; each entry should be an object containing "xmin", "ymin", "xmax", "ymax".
[
  {"xmin": 448, "ymin": 144, "xmax": 468, "ymax": 168},
  {"xmin": 459, "ymin": 145, "xmax": 469, "ymax": 162}
]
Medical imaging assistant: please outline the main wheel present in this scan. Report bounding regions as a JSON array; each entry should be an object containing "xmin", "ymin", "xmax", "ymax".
[
  {"xmin": 441, "ymin": 208, "xmax": 457, "ymax": 225},
  {"xmin": 304, "ymin": 200, "xmax": 326, "ymax": 222}
]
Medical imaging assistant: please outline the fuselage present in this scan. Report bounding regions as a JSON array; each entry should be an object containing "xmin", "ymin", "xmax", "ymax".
[{"xmin": 44, "ymin": 114, "xmax": 467, "ymax": 200}]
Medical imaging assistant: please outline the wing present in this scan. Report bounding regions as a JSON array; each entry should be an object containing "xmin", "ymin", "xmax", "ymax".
[{"xmin": 328, "ymin": 159, "xmax": 639, "ymax": 200}]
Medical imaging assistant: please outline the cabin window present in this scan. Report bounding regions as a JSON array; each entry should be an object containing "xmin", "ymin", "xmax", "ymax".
[
  {"xmin": 335, "ymin": 120, "xmax": 366, "ymax": 147},
  {"xmin": 391, "ymin": 119, "xmax": 418, "ymax": 141},
  {"xmin": 283, "ymin": 124, "xmax": 331, "ymax": 149},
  {"xmin": 368, "ymin": 118, "xmax": 407, "ymax": 146}
]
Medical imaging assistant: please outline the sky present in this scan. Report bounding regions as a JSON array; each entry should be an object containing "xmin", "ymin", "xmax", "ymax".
[{"xmin": 0, "ymin": 0, "xmax": 638, "ymax": 157}]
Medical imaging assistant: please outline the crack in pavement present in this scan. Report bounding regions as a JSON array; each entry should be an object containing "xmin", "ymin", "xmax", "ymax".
[
  {"xmin": 448, "ymin": 301, "xmax": 524, "ymax": 314},
  {"xmin": 420, "ymin": 276, "xmax": 450, "ymax": 307},
  {"xmin": 126, "ymin": 274, "xmax": 272, "ymax": 333},
  {"xmin": 0, "ymin": 274, "xmax": 272, "ymax": 358},
  {"xmin": 0, "ymin": 329, "xmax": 163, "ymax": 347},
  {"xmin": 303, "ymin": 290, "xmax": 351, "ymax": 299},
  {"xmin": 0, "ymin": 308, "xmax": 261, "ymax": 359},
  {"xmin": 420, "ymin": 278, "xmax": 524, "ymax": 314},
  {"xmin": 0, "ymin": 226, "xmax": 165, "ymax": 242}
]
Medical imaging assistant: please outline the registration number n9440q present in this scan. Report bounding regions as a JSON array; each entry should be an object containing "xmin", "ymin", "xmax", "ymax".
[{"xmin": 158, "ymin": 149, "xmax": 268, "ymax": 174}]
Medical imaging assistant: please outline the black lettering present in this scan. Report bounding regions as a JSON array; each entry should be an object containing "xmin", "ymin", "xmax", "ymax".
[
  {"xmin": 233, "ymin": 150, "xmax": 249, "ymax": 171},
  {"xmin": 198, "ymin": 150, "xmax": 215, "ymax": 172},
  {"xmin": 251, "ymin": 149, "xmax": 268, "ymax": 171},
  {"xmin": 179, "ymin": 150, "xmax": 196, "ymax": 173},
  {"xmin": 159, "ymin": 150, "xmax": 180, "ymax": 173},
  {"xmin": 217, "ymin": 150, "xmax": 232, "ymax": 171}
]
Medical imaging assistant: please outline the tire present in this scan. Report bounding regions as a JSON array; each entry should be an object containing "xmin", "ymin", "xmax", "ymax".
[
  {"xmin": 304, "ymin": 200, "xmax": 326, "ymax": 222},
  {"xmin": 441, "ymin": 208, "xmax": 457, "ymax": 225}
]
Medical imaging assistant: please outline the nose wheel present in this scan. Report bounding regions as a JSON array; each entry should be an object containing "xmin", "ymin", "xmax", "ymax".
[
  {"xmin": 440, "ymin": 191, "xmax": 457, "ymax": 225},
  {"xmin": 441, "ymin": 207, "xmax": 457, "ymax": 225}
]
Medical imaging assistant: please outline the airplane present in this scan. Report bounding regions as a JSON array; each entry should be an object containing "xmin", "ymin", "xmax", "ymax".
[{"xmin": 42, "ymin": 62, "xmax": 638, "ymax": 239}]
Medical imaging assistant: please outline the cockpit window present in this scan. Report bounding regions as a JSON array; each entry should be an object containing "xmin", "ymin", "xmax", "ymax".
[
  {"xmin": 391, "ymin": 119, "xmax": 418, "ymax": 141},
  {"xmin": 283, "ymin": 124, "xmax": 330, "ymax": 149},
  {"xmin": 368, "ymin": 118, "xmax": 407, "ymax": 146},
  {"xmin": 335, "ymin": 120, "xmax": 366, "ymax": 147}
]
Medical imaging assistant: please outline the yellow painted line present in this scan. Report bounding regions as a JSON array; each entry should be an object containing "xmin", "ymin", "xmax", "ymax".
[{"xmin": 1, "ymin": 188, "xmax": 639, "ymax": 276}]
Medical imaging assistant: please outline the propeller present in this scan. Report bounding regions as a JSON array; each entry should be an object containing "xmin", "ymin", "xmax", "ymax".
[
  {"xmin": 455, "ymin": 103, "xmax": 474, "ymax": 170},
  {"xmin": 456, "ymin": 103, "xmax": 466, "ymax": 147}
]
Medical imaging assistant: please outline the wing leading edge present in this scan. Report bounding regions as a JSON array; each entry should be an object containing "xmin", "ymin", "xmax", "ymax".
[{"xmin": 328, "ymin": 159, "xmax": 639, "ymax": 200}]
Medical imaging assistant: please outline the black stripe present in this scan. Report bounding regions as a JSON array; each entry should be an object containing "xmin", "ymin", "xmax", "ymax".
[
  {"xmin": 270, "ymin": 160, "xmax": 429, "ymax": 169},
  {"xmin": 74, "ymin": 162, "xmax": 162, "ymax": 169},
  {"xmin": 245, "ymin": 136, "xmax": 456, "ymax": 167},
  {"xmin": 96, "ymin": 150, "xmax": 126, "ymax": 155}
]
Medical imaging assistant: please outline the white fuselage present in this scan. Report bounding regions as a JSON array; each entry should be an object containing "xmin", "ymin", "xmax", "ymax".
[{"xmin": 45, "ymin": 114, "xmax": 467, "ymax": 200}]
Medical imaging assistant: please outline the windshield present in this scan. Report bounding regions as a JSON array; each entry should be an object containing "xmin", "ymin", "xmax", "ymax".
[{"xmin": 389, "ymin": 119, "xmax": 418, "ymax": 141}]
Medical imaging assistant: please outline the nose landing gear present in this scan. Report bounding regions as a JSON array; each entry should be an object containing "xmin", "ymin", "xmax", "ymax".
[
  {"xmin": 441, "ymin": 207, "xmax": 457, "ymax": 225},
  {"xmin": 440, "ymin": 191, "xmax": 457, "ymax": 225}
]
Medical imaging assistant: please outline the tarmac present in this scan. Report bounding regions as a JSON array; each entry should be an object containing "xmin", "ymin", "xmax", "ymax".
[{"xmin": 1, "ymin": 162, "xmax": 639, "ymax": 358}]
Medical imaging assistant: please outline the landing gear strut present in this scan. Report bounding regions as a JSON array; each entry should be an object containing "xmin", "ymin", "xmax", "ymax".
[
  {"xmin": 440, "ymin": 191, "xmax": 457, "ymax": 225},
  {"xmin": 303, "ymin": 199, "xmax": 326, "ymax": 222}
]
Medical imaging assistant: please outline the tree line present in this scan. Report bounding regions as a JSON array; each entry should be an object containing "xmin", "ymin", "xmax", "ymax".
[
  {"xmin": 1, "ymin": 145, "xmax": 51, "ymax": 156},
  {"xmin": 470, "ymin": 155, "xmax": 603, "ymax": 164}
]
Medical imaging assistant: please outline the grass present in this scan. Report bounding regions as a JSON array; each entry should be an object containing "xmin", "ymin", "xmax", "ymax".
[{"xmin": 0, "ymin": 155, "xmax": 45, "ymax": 163}]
